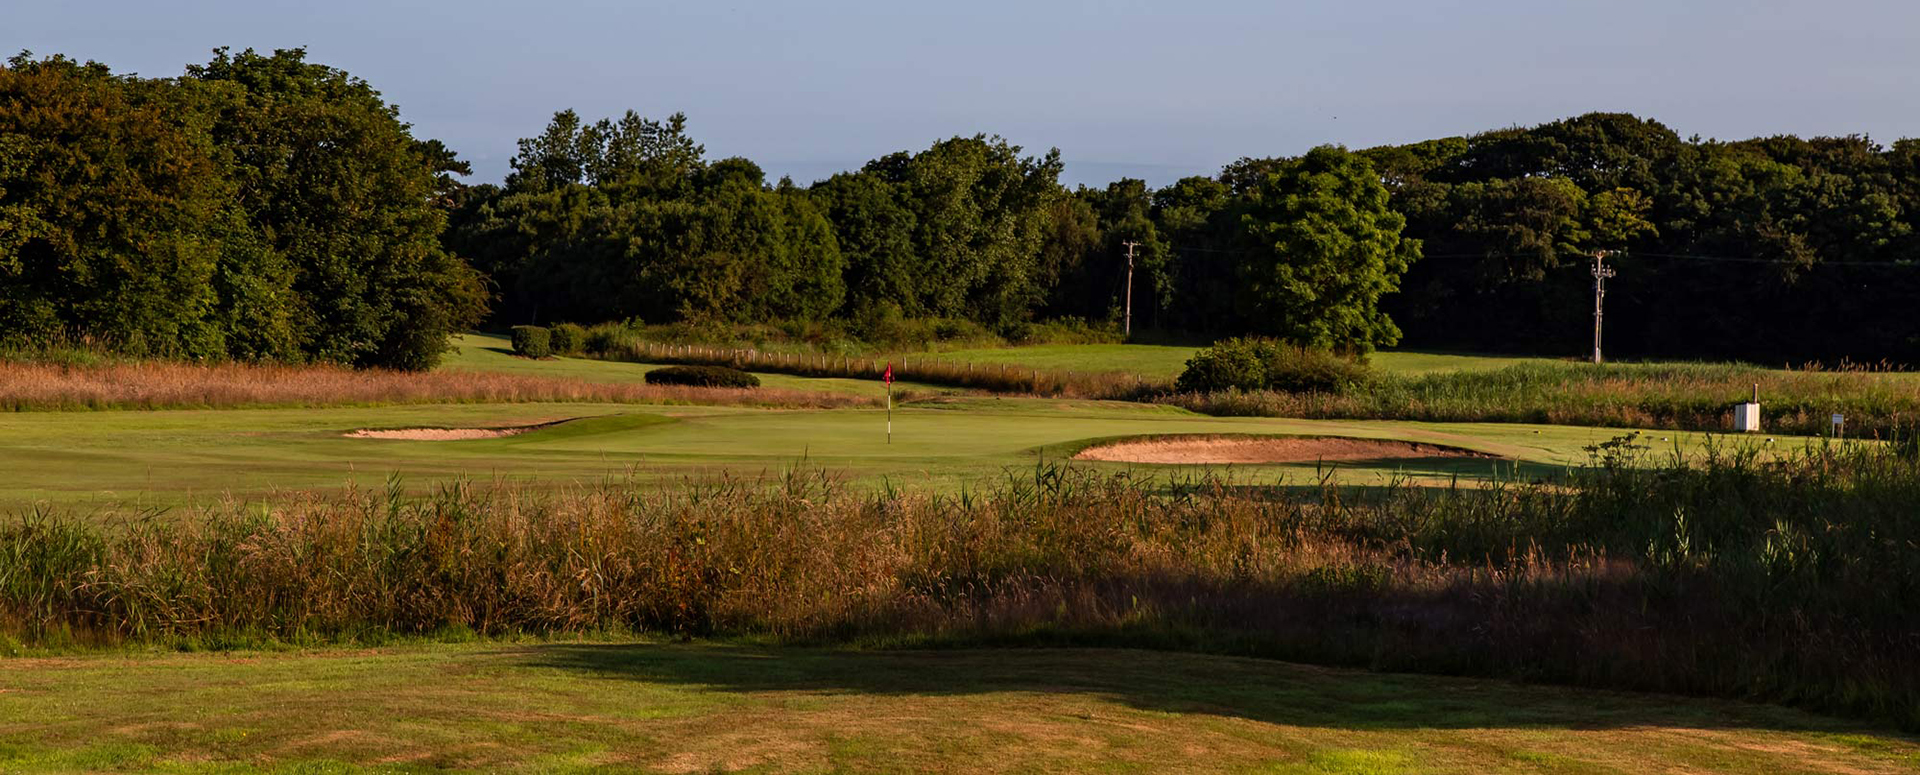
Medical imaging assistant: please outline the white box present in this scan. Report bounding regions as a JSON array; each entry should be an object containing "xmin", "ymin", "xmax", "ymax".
[{"xmin": 1734, "ymin": 403, "xmax": 1761, "ymax": 432}]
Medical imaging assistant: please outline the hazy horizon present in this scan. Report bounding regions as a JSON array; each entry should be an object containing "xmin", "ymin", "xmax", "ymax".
[{"xmin": 12, "ymin": 0, "xmax": 1920, "ymax": 188}]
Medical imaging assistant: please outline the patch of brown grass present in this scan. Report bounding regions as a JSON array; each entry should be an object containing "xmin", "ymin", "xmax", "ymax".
[
  {"xmin": 608, "ymin": 342, "xmax": 1169, "ymax": 400},
  {"xmin": 7, "ymin": 444, "xmax": 1919, "ymax": 730},
  {"xmin": 0, "ymin": 360, "xmax": 877, "ymax": 411}
]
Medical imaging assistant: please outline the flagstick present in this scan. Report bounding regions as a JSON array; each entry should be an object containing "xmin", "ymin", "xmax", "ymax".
[{"xmin": 883, "ymin": 361, "xmax": 895, "ymax": 443}]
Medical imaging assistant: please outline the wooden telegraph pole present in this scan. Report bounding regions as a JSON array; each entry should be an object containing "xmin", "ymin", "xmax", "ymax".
[
  {"xmin": 1122, "ymin": 241, "xmax": 1139, "ymax": 338},
  {"xmin": 1590, "ymin": 250, "xmax": 1615, "ymax": 364}
]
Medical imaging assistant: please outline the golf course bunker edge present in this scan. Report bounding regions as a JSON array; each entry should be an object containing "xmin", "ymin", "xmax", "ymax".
[
  {"xmin": 345, "ymin": 419, "xmax": 573, "ymax": 441},
  {"xmin": 1073, "ymin": 434, "xmax": 1500, "ymax": 464}
]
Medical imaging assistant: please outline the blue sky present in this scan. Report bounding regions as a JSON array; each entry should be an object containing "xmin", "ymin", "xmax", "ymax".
[{"xmin": 11, "ymin": 1, "xmax": 1920, "ymax": 187}]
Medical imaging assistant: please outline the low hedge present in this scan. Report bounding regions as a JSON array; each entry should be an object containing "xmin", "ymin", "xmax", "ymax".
[
  {"xmin": 548, "ymin": 323, "xmax": 586, "ymax": 355},
  {"xmin": 1176, "ymin": 338, "xmax": 1372, "ymax": 394},
  {"xmin": 510, "ymin": 326, "xmax": 551, "ymax": 359},
  {"xmin": 644, "ymin": 364, "xmax": 760, "ymax": 389}
]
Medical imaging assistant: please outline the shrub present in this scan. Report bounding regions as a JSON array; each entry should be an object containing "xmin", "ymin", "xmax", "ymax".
[
  {"xmin": 645, "ymin": 365, "xmax": 760, "ymax": 389},
  {"xmin": 548, "ymin": 323, "xmax": 586, "ymax": 355},
  {"xmin": 998, "ymin": 320, "xmax": 1035, "ymax": 344},
  {"xmin": 1264, "ymin": 344, "xmax": 1372, "ymax": 394},
  {"xmin": 510, "ymin": 326, "xmax": 551, "ymax": 359},
  {"xmin": 1176, "ymin": 338, "xmax": 1270, "ymax": 392},
  {"xmin": 1177, "ymin": 338, "xmax": 1370, "ymax": 394},
  {"xmin": 582, "ymin": 323, "xmax": 634, "ymax": 355}
]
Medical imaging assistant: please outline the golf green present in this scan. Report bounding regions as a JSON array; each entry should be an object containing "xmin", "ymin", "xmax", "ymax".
[{"xmin": 1, "ymin": 395, "xmax": 1795, "ymax": 509}]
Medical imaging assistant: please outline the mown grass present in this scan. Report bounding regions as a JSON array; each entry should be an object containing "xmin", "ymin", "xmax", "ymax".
[
  {"xmin": 2, "ymin": 395, "xmax": 1773, "ymax": 509},
  {"xmin": 6, "ymin": 437, "xmax": 1917, "ymax": 730},
  {"xmin": 3, "ymin": 642, "xmax": 1913, "ymax": 773}
]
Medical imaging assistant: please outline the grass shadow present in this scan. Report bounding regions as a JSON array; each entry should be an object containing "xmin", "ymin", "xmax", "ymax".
[{"xmin": 514, "ymin": 643, "xmax": 1912, "ymax": 739}]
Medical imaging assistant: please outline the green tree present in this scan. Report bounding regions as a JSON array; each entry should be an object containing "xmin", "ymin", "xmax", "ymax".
[
  {"xmin": 874, "ymin": 135, "xmax": 1065, "ymax": 326},
  {"xmin": 186, "ymin": 47, "xmax": 485, "ymax": 369},
  {"xmin": 0, "ymin": 54, "xmax": 232, "ymax": 357},
  {"xmin": 1231, "ymin": 146, "xmax": 1419, "ymax": 352},
  {"xmin": 810, "ymin": 171, "xmax": 920, "ymax": 316}
]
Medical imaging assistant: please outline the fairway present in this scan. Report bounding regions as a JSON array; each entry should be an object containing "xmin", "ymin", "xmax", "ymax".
[
  {"xmin": 0, "ymin": 394, "xmax": 1791, "ymax": 508},
  {"xmin": 2, "ymin": 642, "xmax": 1913, "ymax": 774}
]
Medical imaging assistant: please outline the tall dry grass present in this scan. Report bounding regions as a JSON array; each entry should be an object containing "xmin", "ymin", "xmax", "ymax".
[
  {"xmin": 1172, "ymin": 361, "xmax": 1920, "ymax": 437},
  {"xmin": 6, "ymin": 438, "xmax": 1917, "ymax": 728},
  {"xmin": 0, "ymin": 360, "xmax": 877, "ymax": 411},
  {"xmin": 604, "ymin": 341, "xmax": 1167, "ymax": 399}
]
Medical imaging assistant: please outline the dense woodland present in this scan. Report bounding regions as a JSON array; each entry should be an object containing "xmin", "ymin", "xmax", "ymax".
[{"xmin": 5, "ymin": 49, "xmax": 1918, "ymax": 368}]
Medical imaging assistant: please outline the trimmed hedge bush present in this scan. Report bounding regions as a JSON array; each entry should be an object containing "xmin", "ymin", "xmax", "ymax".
[
  {"xmin": 549, "ymin": 323, "xmax": 586, "ymax": 355},
  {"xmin": 1176, "ymin": 337, "xmax": 1372, "ymax": 394},
  {"xmin": 645, "ymin": 364, "xmax": 760, "ymax": 389},
  {"xmin": 510, "ymin": 326, "xmax": 551, "ymax": 359}
]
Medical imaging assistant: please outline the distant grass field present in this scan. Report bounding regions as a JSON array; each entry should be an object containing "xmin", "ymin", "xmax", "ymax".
[{"xmin": 2, "ymin": 641, "xmax": 1912, "ymax": 774}]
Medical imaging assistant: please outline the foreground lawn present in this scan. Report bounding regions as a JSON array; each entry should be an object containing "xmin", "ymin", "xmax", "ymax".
[{"xmin": 1, "ymin": 642, "xmax": 1911, "ymax": 774}]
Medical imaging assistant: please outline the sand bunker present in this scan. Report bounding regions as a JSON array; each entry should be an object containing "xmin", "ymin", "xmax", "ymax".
[
  {"xmin": 345, "ymin": 421, "xmax": 565, "ymax": 441},
  {"xmin": 1073, "ymin": 435, "xmax": 1496, "ymax": 464}
]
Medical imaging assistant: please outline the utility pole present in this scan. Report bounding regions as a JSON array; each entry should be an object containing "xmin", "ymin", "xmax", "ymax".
[
  {"xmin": 1122, "ymin": 241, "xmax": 1139, "ymax": 339},
  {"xmin": 1590, "ymin": 250, "xmax": 1615, "ymax": 364}
]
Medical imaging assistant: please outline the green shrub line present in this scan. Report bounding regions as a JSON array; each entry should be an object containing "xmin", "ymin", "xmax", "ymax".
[
  {"xmin": 645, "ymin": 365, "xmax": 760, "ymax": 389},
  {"xmin": 572, "ymin": 316, "xmax": 1127, "ymax": 360},
  {"xmin": 4, "ymin": 440, "xmax": 1917, "ymax": 729}
]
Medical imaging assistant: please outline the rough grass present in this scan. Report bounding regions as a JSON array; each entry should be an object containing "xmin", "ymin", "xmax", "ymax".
[
  {"xmin": 1173, "ymin": 361, "xmax": 1920, "ymax": 437},
  {"xmin": 2, "ymin": 642, "xmax": 1913, "ymax": 774},
  {"xmin": 6, "ymin": 439, "xmax": 1917, "ymax": 730},
  {"xmin": 0, "ymin": 359, "xmax": 875, "ymax": 412},
  {"xmin": 600, "ymin": 340, "xmax": 1166, "ymax": 399}
]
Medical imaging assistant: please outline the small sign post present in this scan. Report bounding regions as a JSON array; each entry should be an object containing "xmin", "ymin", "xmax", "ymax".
[
  {"xmin": 1832, "ymin": 413, "xmax": 1844, "ymax": 439},
  {"xmin": 883, "ymin": 362, "xmax": 894, "ymax": 444}
]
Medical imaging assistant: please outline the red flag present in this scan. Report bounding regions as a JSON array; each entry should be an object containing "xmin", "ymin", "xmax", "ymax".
[{"xmin": 883, "ymin": 363, "xmax": 893, "ymax": 385}]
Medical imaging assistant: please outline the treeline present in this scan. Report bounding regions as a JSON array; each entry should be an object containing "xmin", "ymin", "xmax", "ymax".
[
  {"xmin": 451, "ymin": 112, "xmax": 1417, "ymax": 352},
  {"xmin": 8, "ymin": 49, "xmax": 1918, "ymax": 368},
  {"xmin": 1359, "ymin": 114, "xmax": 1920, "ymax": 363},
  {"xmin": 457, "ymin": 110, "xmax": 1920, "ymax": 363},
  {"xmin": 0, "ymin": 50, "xmax": 483, "ymax": 369}
]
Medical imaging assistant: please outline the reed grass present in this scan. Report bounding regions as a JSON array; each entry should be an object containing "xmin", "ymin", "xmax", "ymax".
[
  {"xmin": 5, "ymin": 438, "xmax": 1916, "ymax": 729},
  {"xmin": 1171, "ymin": 361, "xmax": 1920, "ymax": 437},
  {"xmin": 0, "ymin": 360, "xmax": 878, "ymax": 411},
  {"xmin": 602, "ymin": 340, "xmax": 1167, "ymax": 399}
]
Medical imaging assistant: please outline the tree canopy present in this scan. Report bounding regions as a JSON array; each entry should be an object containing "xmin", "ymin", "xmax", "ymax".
[
  {"xmin": 8, "ymin": 49, "xmax": 1919, "ymax": 365},
  {"xmin": 1, "ymin": 49, "xmax": 483, "ymax": 369}
]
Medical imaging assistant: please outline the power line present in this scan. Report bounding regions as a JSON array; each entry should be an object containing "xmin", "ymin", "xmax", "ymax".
[{"xmin": 1159, "ymin": 241, "xmax": 1920, "ymax": 269}]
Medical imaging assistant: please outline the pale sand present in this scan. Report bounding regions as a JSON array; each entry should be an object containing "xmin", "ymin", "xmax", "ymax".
[
  {"xmin": 345, "ymin": 421, "xmax": 565, "ymax": 441},
  {"xmin": 1072, "ymin": 435, "xmax": 1497, "ymax": 464}
]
